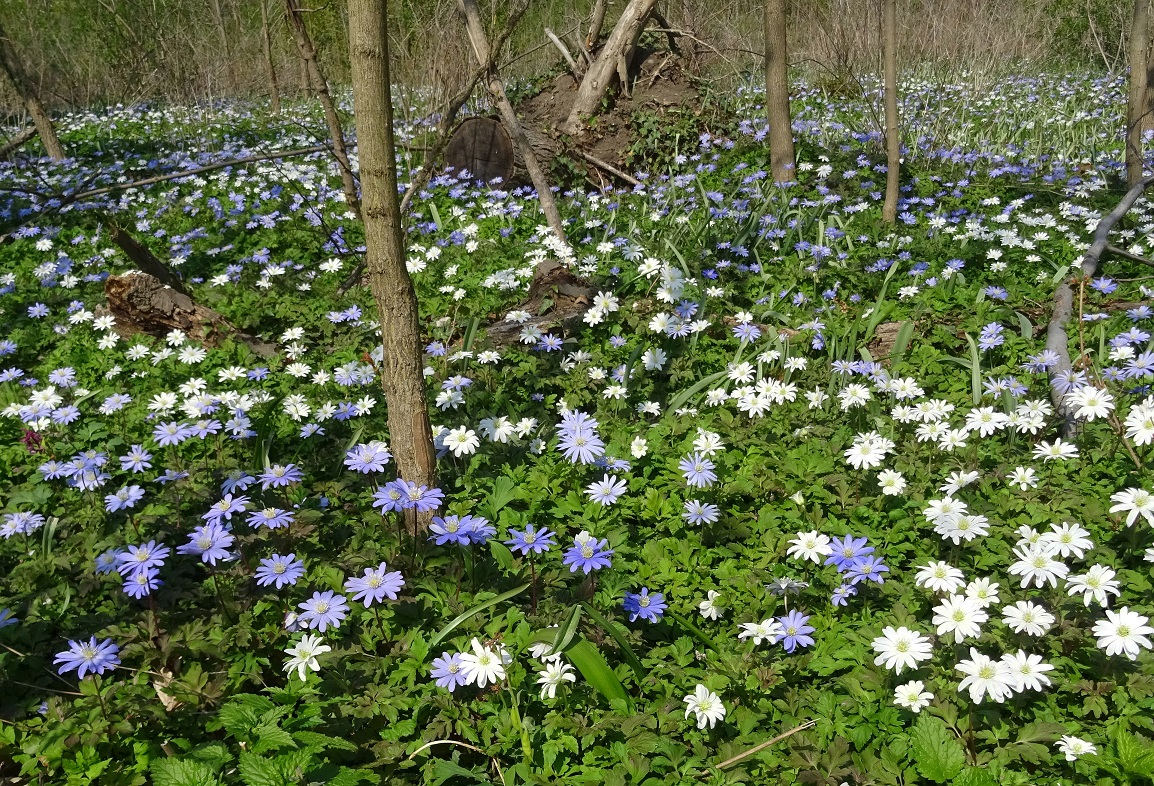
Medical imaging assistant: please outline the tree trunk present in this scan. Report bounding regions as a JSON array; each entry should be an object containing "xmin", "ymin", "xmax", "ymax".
[
  {"xmin": 881, "ymin": 0, "xmax": 899, "ymax": 224},
  {"xmin": 261, "ymin": 0, "xmax": 282, "ymax": 114},
  {"xmin": 1144, "ymin": 38, "xmax": 1154, "ymax": 133},
  {"xmin": 458, "ymin": 0, "xmax": 567, "ymax": 246},
  {"xmin": 347, "ymin": 0, "xmax": 437, "ymax": 531},
  {"xmin": 586, "ymin": 0, "xmax": 608, "ymax": 49},
  {"xmin": 0, "ymin": 20, "xmax": 65, "ymax": 161},
  {"xmin": 1128, "ymin": 0, "xmax": 1150, "ymax": 187},
  {"xmin": 764, "ymin": 0, "xmax": 795, "ymax": 184},
  {"xmin": 561, "ymin": 0, "xmax": 661, "ymax": 136},
  {"xmin": 208, "ymin": 0, "xmax": 238, "ymax": 93},
  {"xmin": 284, "ymin": 0, "xmax": 361, "ymax": 218}
]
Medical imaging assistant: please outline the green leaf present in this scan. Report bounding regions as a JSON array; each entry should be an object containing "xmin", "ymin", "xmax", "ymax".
[
  {"xmin": 151, "ymin": 759, "xmax": 223, "ymax": 786},
  {"xmin": 250, "ymin": 723, "xmax": 296, "ymax": 755},
  {"xmin": 488, "ymin": 540, "xmax": 515, "ymax": 573},
  {"xmin": 580, "ymin": 602, "xmax": 646, "ymax": 681},
  {"xmin": 480, "ymin": 476, "xmax": 518, "ymax": 519},
  {"xmin": 238, "ymin": 751, "xmax": 289, "ymax": 786},
  {"xmin": 667, "ymin": 611, "xmax": 719, "ymax": 652},
  {"xmin": 1116, "ymin": 729, "xmax": 1154, "ymax": 778},
  {"xmin": 564, "ymin": 637, "xmax": 633, "ymax": 711},
  {"xmin": 326, "ymin": 768, "xmax": 380, "ymax": 786},
  {"xmin": 964, "ymin": 333, "xmax": 981, "ymax": 406},
  {"xmin": 889, "ymin": 320, "xmax": 915, "ymax": 363},
  {"xmin": 292, "ymin": 730, "xmax": 359, "ymax": 753},
  {"xmin": 428, "ymin": 759, "xmax": 492, "ymax": 785},
  {"xmin": 952, "ymin": 767, "xmax": 997, "ymax": 786},
  {"xmin": 909, "ymin": 715, "xmax": 966, "ymax": 783},
  {"xmin": 428, "ymin": 583, "xmax": 530, "ymax": 648},
  {"xmin": 1015, "ymin": 310, "xmax": 1034, "ymax": 339},
  {"xmin": 551, "ymin": 605, "xmax": 584, "ymax": 656},
  {"xmin": 667, "ymin": 369, "xmax": 730, "ymax": 413}
]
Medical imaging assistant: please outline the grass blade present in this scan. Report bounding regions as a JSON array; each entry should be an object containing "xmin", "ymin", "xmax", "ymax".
[
  {"xmin": 580, "ymin": 602, "xmax": 646, "ymax": 681},
  {"xmin": 667, "ymin": 611, "xmax": 719, "ymax": 652},
  {"xmin": 551, "ymin": 604, "xmax": 583, "ymax": 656},
  {"xmin": 429, "ymin": 583, "xmax": 531, "ymax": 648}
]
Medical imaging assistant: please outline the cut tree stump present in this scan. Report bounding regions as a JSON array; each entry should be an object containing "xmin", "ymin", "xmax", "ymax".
[
  {"xmin": 104, "ymin": 272, "xmax": 278, "ymax": 359},
  {"xmin": 444, "ymin": 117, "xmax": 515, "ymax": 183}
]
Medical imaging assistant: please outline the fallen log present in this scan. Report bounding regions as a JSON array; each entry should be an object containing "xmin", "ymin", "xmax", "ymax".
[
  {"xmin": 104, "ymin": 272, "xmax": 278, "ymax": 359},
  {"xmin": 1048, "ymin": 173, "xmax": 1154, "ymax": 438}
]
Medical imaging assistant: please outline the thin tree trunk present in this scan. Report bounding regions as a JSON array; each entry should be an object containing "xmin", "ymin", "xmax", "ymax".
[
  {"xmin": 561, "ymin": 0, "xmax": 660, "ymax": 136},
  {"xmin": 881, "ymin": 0, "xmax": 899, "ymax": 224},
  {"xmin": 1144, "ymin": 39, "xmax": 1154, "ymax": 133},
  {"xmin": 0, "ymin": 21, "xmax": 65, "ymax": 161},
  {"xmin": 1128, "ymin": 0, "xmax": 1150, "ymax": 186},
  {"xmin": 347, "ymin": 0, "xmax": 437, "ymax": 532},
  {"xmin": 208, "ymin": 0, "xmax": 238, "ymax": 93},
  {"xmin": 764, "ymin": 0, "xmax": 795, "ymax": 184},
  {"xmin": 458, "ymin": 0, "xmax": 567, "ymax": 246},
  {"xmin": 284, "ymin": 0, "xmax": 361, "ymax": 218},
  {"xmin": 586, "ymin": 0, "xmax": 608, "ymax": 49},
  {"xmin": 261, "ymin": 0, "xmax": 282, "ymax": 114}
]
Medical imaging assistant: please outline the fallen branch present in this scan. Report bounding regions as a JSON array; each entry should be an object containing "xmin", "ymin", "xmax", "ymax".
[
  {"xmin": 545, "ymin": 27, "xmax": 580, "ymax": 81},
  {"xmin": 1105, "ymin": 243, "xmax": 1154, "ymax": 266},
  {"xmin": 1048, "ymin": 174, "xmax": 1154, "ymax": 440},
  {"xmin": 67, "ymin": 145, "xmax": 332, "ymax": 202},
  {"xmin": 576, "ymin": 149, "xmax": 641, "ymax": 186},
  {"xmin": 1080, "ymin": 173, "xmax": 1154, "ymax": 276},
  {"xmin": 0, "ymin": 125, "xmax": 36, "ymax": 161},
  {"xmin": 704, "ymin": 720, "xmax": 815, "ymax": 774}
]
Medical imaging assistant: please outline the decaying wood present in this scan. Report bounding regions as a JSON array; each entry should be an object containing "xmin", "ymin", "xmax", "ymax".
[
  {"xmin": 577, "ymin": 149, "xmax": 640, "ymax": 186},
  {"xmin": 104, "ymin": 272, "xmax": 277, "ymax": 358},
  {"xmin": 444, "ymin": 117, "xmax": 515, "ymax": 183},
  {"xmin": 586, "ymin": 0, "xmax": 608, "ymax": 50},
  {"xmin": 561, "ymin": 0, "xmax": 661, "ymax": 136},
  {"xmin": 484, "ymin": 263, "xmax": 594, "ymax": 346},
  {"xmin": 107, "ymin": 222, "xmax": 188, "ymax": 295}
]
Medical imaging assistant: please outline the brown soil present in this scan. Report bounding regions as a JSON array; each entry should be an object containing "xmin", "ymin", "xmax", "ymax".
[{"xmin": 516, "ymin": 48, "xmax": 701, "ymax": 176}]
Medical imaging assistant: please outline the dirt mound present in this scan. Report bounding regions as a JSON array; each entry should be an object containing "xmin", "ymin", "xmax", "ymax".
[{"xmin": 518, "ymin": 48, "xmax": 699, "ymax": 173}]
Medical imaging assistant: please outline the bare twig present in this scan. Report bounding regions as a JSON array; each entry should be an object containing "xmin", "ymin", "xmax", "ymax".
[
  {"xmin": 408, "ymin": 740, "xmax": 506, "ymax": 785},
  {"xmin": 706, "ymin": 720, "xmax": 815, "ymax": 773},
  {"xmin": 576, "ymin": 149, "xmax": 641, "ymax": 185},
  {"xmin": 1105, "ymin": 244, "xmax": 1154, "ymax": 266},
  {"xmin": 545, "ymin": 27, "xmax": 580, "ymax": 81}
]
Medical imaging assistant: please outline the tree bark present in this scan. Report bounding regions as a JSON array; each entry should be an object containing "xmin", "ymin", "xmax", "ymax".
[
  {"xmin": 1128, "ymin": 0, "xmax": 1150, "ymax": 186},
  {"xmin": 764, "ymin": 0, "xmax": 795, "ymax": 185},
  {"xmin": 284, "ymin": 0, "xmax": 361, "ymax": 218},
  {"xmin": 347, "ymin": 0, "xmax": 437, "ymax": 531},
  {"xmin": 561, "ymin": 0, "xmax": 661, "ymax": 136},
  {"xmin": 458, "ymin": 0, "xmax": 567, "ymax": 246},
  {"xmin": 260, "ymin": 0, "xmax": 283, "ymax": 114},
  {"xmin": 1144, "ymin": 38, "xmax": 1154, "ymax": 133},
  {"xmin": 881, "ymin": 0, "xmax": 899, "ymax": 224},
  {"xmin": 107, "ymin": 221, "xmax": 187, "ymax": 295},
  {"xmin": 0, "ymin": 20, "xmax": 65, "ymax": 161},
  {"xmin": 586, "ymin": 0, "xmax": 609, "ymax": 50}
]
